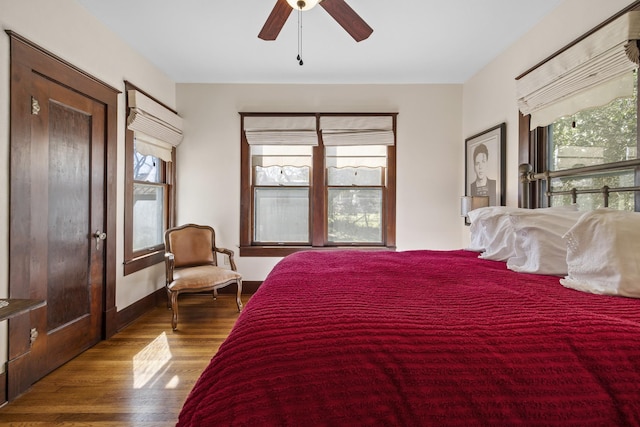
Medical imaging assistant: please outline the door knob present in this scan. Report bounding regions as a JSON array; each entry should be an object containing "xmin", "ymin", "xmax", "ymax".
[{"xmin": 93, "ymin": 230, "xmax": 107, "ymax": 250}]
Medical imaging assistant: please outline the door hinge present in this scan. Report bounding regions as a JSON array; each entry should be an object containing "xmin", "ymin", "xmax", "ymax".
[
  {"xmin": 30, "ymin": 327, "xmax": 38, "ymax": 345},
  {"xmin": 31, "ymin": 96, "xmax": 40, "ymax": 115}
]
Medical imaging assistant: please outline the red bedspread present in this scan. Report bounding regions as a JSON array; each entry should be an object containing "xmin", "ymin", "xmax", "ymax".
[{"xmin": 177, "ymin": 250, "xmax": 640, "ymax": 426}]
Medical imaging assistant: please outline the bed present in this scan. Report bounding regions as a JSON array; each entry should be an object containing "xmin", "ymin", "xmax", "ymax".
[{"xmin": 177, "ymin": 207, "xmax": 640, "ymax": 427}]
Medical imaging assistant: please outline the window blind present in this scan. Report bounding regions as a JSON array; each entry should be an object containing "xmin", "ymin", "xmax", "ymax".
[
  {"xmin": 320, "ymin": 115, "xmax": 395, "ymax": 146},
  {"xmin": 516, "ymin": 11, "xmax": 640, "ymax": 130},
  {"xmin": 127, "ymin": 90, "xmax": 184, "ymax": 149},
  {"xmin": 134, "ymin": 133, "xmax": 173, "ymax": 162},
  {"xmin": 244, "ymin": 116, "xmax": 318, "ymax": 145}
]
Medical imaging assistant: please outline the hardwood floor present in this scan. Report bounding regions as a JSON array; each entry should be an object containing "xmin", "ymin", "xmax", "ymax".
[{"xmin": 0, "ymin": 293, "xmax": 247, "ymax": 426}]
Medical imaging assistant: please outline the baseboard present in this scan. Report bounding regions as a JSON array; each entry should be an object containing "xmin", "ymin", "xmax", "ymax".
[
  {"xmin": 0, "ymin": 367, "xmax": 6, "ymax": 407},
  {"xmin": 103, "ymin": 305, "xmax": 118, "ymax": 339},
  {"xmin": 116, "ymin": 288, "xmax": 166, "ymax": 331},
  {"xmin": 216, "ymin": 280, "xmax": 261, "ymax": 295}
]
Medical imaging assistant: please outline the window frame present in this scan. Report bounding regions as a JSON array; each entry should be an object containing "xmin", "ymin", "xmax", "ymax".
[
  {"xmin": 518, "ymin": 2, "xmax": 640, "ymax": 210},
  {"xmin": 240, "ymin": 112, "xmax": 397, "ymax": 257},
  {"xmin": 123, "ymin": 82, "xmax": 176, "ymax": 275}
]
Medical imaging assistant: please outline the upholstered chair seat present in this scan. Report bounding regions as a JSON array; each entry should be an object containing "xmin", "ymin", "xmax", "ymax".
[{"xmin": 169, "ymin": 266, "xmax": 241, "ymax": 292}]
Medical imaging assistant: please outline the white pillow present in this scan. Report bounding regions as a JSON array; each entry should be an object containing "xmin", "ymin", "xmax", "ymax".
[
  {"xmin": 478, "ymin": 213, "xmax": 517, "ymax": 261},
  {"xmin": 560, "ymin": 209, "xmax": 640, "ymax": 298},
  {"xmin": 467, "ymin": 205, "xmax": 579, "ymax": 262},
  {"xmin": 506, "ymin": 209, "xmax": 584, "ymax": 275},
  {"xmin": 467, "ymin": 206, "xmax": 520, "ymax": 257}
]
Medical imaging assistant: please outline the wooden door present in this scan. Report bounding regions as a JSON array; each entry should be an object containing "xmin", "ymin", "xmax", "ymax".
[
  {"xmin": 7, "ymin": 33, "xmax": 118, "ymax": 401},
  {"xmin": 25, "ymin": 74, "xmax": 106, "ymax": 380}
]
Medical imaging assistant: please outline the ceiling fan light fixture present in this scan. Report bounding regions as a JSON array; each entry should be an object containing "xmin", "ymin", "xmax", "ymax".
[{"xmin": 286, "ymin": 0, "xmax": 320, "ymax": 11}]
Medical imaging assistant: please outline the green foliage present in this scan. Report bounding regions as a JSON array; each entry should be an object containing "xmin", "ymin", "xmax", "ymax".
[
  {"xmin": 327, "ymin": 188, "xmax": 382, "ymax": 242},
  {"xmin": 549, "ymin": 73, "xmax": 638, "ymax": 210},
  {"xmin": 551, "ymin": 97, "xmax": 636, "ymax": 165}
]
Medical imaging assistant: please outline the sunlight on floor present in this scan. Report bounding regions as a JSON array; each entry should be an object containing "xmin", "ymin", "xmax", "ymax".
[
  {"xmin": 132, "ymin": 331, "xmax": 173, "ymax": 389},
  {"xmin": 166, "ymin": 375, "xmax": 180, "ymax": 389}
]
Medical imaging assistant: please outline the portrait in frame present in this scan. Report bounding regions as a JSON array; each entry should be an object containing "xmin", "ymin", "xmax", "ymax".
[{"xmin": 465, "ymin": 123, "xmax": 506, "ymax": 207}]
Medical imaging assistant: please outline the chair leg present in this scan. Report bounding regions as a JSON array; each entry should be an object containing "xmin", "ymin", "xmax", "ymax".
[
  {"xmin": 170, "ymin": 291, "xmax": 179, "ymax": 331},
  {"xmin": 166, "ymin": 287, "xmax": 172, "ymax": 309},
  {"xmin": 213, "ymin": 288, "xmax": 218, "ymax": 300},
  {"xmin": 236, "ymin": 279, "xmax": 243, "ymax": 312}
]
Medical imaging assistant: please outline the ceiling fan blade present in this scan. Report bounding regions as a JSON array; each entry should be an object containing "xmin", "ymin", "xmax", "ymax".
[
  {"xmin": 320, "ymin": 0, "xmax": 373, "ymax": 42},
  {"xmin": 258, "ymin": 0, "xmax": 293, "ymax": 41}
]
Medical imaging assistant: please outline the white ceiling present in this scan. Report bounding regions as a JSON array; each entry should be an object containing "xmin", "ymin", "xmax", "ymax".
[{"xmin": 75, "ymin": 0, "xmax": 563, "ymax": 84}]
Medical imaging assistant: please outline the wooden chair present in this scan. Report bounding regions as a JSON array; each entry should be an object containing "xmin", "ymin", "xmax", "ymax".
[{"xmin": 164, "ymin": 224, "xmax": 242, "ymax": 330}]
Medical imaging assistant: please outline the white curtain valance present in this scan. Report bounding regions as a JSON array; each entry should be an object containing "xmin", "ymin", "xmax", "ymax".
[
  {"xmin": 244, "ymin": 116, "xmax": 318, "ymax": 145},
  {"xmin": 516, "ymin": 11, "xmax": 640, "ymax": 130},
  {"xmin": 528, "ymin": 73, "xmax": 633, "ymax": 130},
  {"xmin": 135, "ymin": 132, "xmax": 173, "ymax": 162},
  {"xmin": 320, "ymin": 115, "xmax": 395, "ymax": 146},
  {"xmin": 127, "ymin": 90, "xmax": 184, "ymax": 146}
]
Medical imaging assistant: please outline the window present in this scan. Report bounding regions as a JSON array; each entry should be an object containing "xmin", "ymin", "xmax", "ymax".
[
  {"xmin": 124, "ymin": 82, "xmax": 180, "ymax": 274},
  {"xmin": 124, "ymin": 132, "xmax": 175, "ymax": 275},
  {"xmin": 240, "ymin": 113, "xmax": 396, "ymax": 256},
  {"xmin": 546, "ymin": 72, "xmax": 637, "ymax": 210},
  {"xmin": 132, "ymin": 149, "xmax": 168, "ymax": 250},
  {"xmin": 253, "ymin": 145, "xmax": 312, "ymax": 243},
  {"xmin": 326, "ymin": 145, "xmax": 387, "ymax": 243},
  {"xmin": 518, "ymin": 7, "xmax": 640, "ymax": 211}
]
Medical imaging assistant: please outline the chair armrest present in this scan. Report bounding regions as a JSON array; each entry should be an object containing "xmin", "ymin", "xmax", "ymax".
[
  {"xmin": 165, "ymin": 252, "xmax": 175, "ymax": 283},
  {"xmin": 214, "ymin": 247, "xmax": 237, "ymax": 271}
]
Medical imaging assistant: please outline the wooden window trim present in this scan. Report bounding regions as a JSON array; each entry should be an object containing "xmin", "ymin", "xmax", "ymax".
[
  {"xmin": 239, "ymin": 112, "xmax": 397, "ymax": 257},
  {"xmin": 123, "ymin": 81, "xmax": 176, "ymax": 275}
]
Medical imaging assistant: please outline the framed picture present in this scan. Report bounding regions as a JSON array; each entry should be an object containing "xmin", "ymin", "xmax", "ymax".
[{"xmin": 465, "ymin": 123, "xmax": 506, "ymax": 207}]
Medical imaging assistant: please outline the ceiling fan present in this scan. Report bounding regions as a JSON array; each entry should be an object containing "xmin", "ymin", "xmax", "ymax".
[{"xmin": 258, "ymin": 0, "xmax": 373, "ymax": 43}]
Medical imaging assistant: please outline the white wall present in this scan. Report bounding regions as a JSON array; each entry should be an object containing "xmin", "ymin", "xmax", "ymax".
[
  {"xmin": 175, "ymin": 84, "xmax": 464, "ymax": 280},
  {"xmin": 0, "ymin": 0, "xmax": 176, "ymax": 370},
  {"xmin": 462, "ymin": 0, "xmax": 637, "ymax": 246}
]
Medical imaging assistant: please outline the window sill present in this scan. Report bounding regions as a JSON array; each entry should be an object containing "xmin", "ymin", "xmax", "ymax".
[
  {"xmin": 123, "ymin": 250, "xmax": 165, "ymax": 275},
  {"xmin": 239, "ymin": 245, "xmax": 397, "ymax": 257}
]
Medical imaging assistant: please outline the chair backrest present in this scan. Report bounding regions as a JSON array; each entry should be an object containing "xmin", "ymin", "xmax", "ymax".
[{"xmin": 165, "ymin": 224, "xmax": 216, "ymax": 268}]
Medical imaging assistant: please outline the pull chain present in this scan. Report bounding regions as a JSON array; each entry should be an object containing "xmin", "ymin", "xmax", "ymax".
[{"xmin": 296, "ymin": 8, "xmax": 304, "ymax": 65}]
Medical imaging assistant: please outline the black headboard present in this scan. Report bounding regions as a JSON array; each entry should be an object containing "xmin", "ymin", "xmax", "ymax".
[{"xmin": 519, "ymin": 159, "xmax": 640, "ymax": 208}]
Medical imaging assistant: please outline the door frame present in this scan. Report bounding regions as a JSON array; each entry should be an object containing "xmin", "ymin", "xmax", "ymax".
[{"xmin": 6, "ymin": 31, "xmax": 118, "ymax": 400}]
